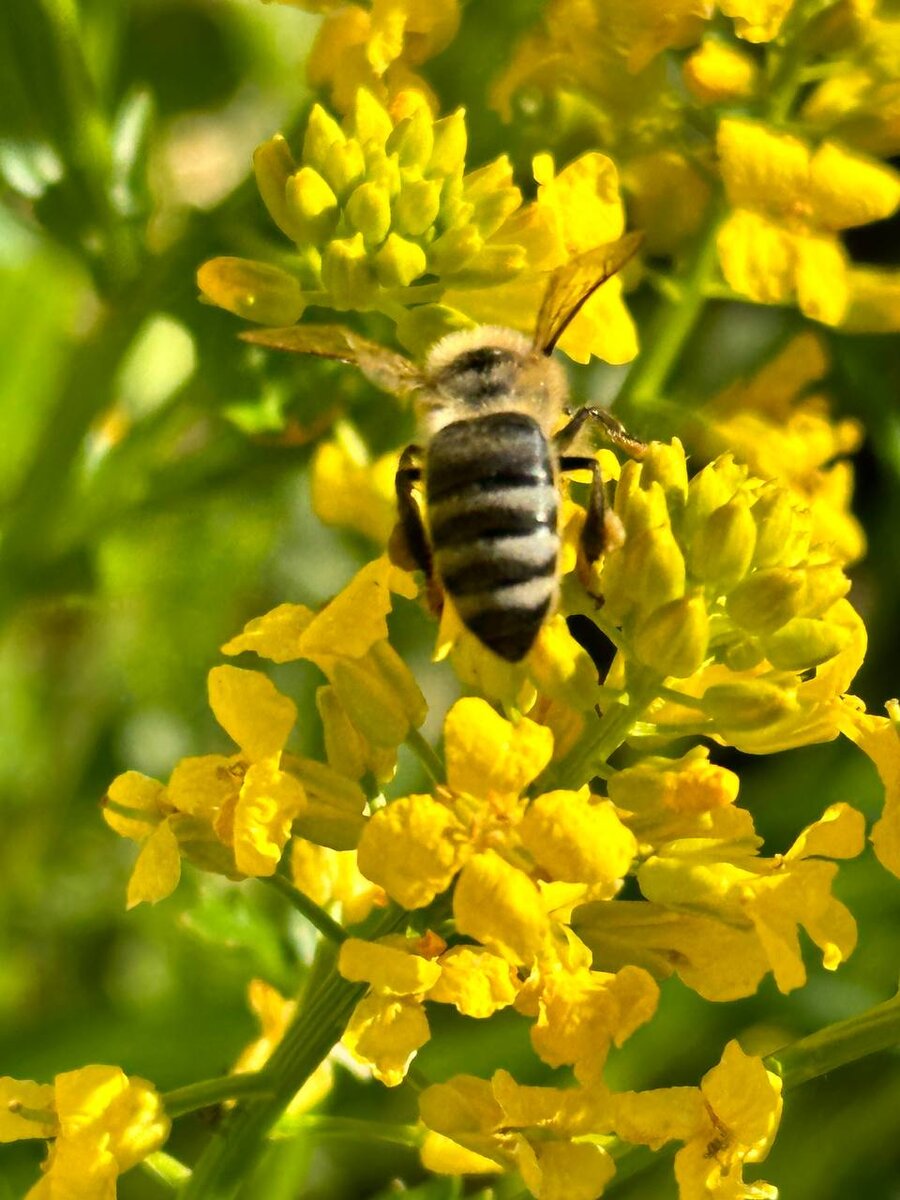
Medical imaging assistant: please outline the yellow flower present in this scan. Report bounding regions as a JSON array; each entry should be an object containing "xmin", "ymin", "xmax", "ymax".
[
  {"xmin": 290, "ymin": 839, "xmax": 384, "ymax": 923},
  {"xmin": 637, "ymin": 802, "xmax": 865, "ymax": 993},
  {"xmin": 302, "ymin": 0, "xmax": 460, "ymax": 114},
  {"xmin": 840, "ymin": 698, "xmax": 900, "ymax": 877},
  {"xmin": 222, "ymin": 556, "xmax": 424, "ymax": 782},
  {"xmin": 716, "ymin": 117, "xmax": 900, "ymax": 324},
  {"xmin": 311, "ymin": 435, "xmax": 399, "ymax": 545},
  {"xmin": 420, "ymin": 1071, "xmax": 616, "ymax": 1200},
  {"xmin": 718, "ymin": 0, "xmax": 793, "ymax": 42},
  {"xmin": 696, "ymin": 332, "xmax": 866, "ymax": 563},
  {"xmin": 104, "ymin": 667, "xmax": 307, "ymax": 902},
  {"xmin": 1, "ymin": 1067, "xmax": 169, "ymax": 1200},
  {"xmin": 615, "ymin": 1041, "xmax": 782, "ymax": 1199}
]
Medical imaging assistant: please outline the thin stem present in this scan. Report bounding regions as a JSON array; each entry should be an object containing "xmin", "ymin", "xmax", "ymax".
[
  {"xmin": 141, "ymin": 1151, "xmax": 193, "ymax": 1189},
  {"xmin": 180, "ymin": 906, "xmax": 406, "ymax": 1200},
  {"xmin": 767, "ymin": 992, "xmax": 900, "ymax": 1089},
  {"xmin": 163, "ymin": 1072, "xmax": 275, "ymax": 1118},
  {"xmin": 271, "ymin": 1114, "xmax": 422, "ymax": 1148},
  {"xmin": 263, "ymin": 874, "xmax": 348, "ymax": 944},
  {"xmin": 615, "ymin": 202, "xmax": 724, "ymax": 416},
  {"xmin": 405, "ymin": 727, "xmax": 444, "ymax": 784}
]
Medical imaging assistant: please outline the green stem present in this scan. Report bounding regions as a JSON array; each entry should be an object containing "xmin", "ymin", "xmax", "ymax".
[
  {"xmin": 263, "ymin": 874, "xmax": 348, "ymax": 944},
  {"xmin": 180, "ymin": 906, "xmax": 405, "ymax": 1200},
  {"xmin": 767, "ymin": 992, "xmax": 900, "ymax": 1089},
  {"xmin": 405, "ymin": 727, "xmax": 444, "ymax": 784},
  {"xmin": 163, "ymin": 1072, "xmax": 275, "ymax": 1119},
  {"xmin": 615, "ymin": 203, "xmax": 724, "ymax": 416},
  {"xmin": 141, "ymin": 1151, "xmax": 193, "ymax": 1189},
  {"xmin": 271, "ymin": 1114, "xmax": 422, "ymax": 1148}
]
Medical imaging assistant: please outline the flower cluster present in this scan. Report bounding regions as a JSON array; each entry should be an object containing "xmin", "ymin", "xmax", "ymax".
[
  {"xmin": 0, "ymin": 1068, "xmax": 168, "ymax": 1199},
  {"xmin": 198, "ymin": 89, "xmax": 638, "ymax": 360},
  {"xmin": 492, "ymin": 0, "xmax": 900, "ymax": 330}
]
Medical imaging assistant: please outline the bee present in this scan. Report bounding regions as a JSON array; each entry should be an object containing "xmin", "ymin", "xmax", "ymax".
[{"xmin": 241, "ymin": 234, "xmax": 645, "ymax": 662}]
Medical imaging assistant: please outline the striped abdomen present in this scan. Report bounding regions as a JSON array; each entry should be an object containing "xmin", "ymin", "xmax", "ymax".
[{"xmin": 425, "ymin": 411, "xmax": 559, "ymax": 662}]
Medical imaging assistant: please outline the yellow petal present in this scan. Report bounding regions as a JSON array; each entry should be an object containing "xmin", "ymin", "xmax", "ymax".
[
  {"xmin": 221, "ymin": 604, "xmax": 316, "ymax": 663},
  {"xmin": 444, "ymin": 698, "xmax": 553, "ymax": 798},
  {"xmin": 357, "ymin": 794, "xmax": 469, "ymax": 908},
  {"xmin": 339, "ymin": 936, "xmax": 442, "ymax": 994},
  {"xmin": 520, "ymin": 791, "xmax": 637, "ymax": 885},
  {"xmin": 312, "ymin": 440, "xmax": 400, "ymax": 544},
  {"xmin": 0, "ymin": 1078, "xmax": 56, "ymax": 1141},
  {"xmin": 454, "ymin": 851, "xmax": 550, "ymax": 964},
  {"xmin": 518, "ymin": 1138, "xmax": 616, "ymax": 1200},
  {"xmin": 103, "ymin": 772, "xmax": 166, "ymax": 842},
  {"xmin": 232, "ymin": 760, "xmax": 306, "ymax": 876},
  {"xmin": 208, "ymin": 666, "xmax": 297, "ymax": 761},
  {"xmin": 840, "ymin": 700, "xmax": 900, "ymax": 877},
  {"xmin": 717, "ymin": 119, "xmax": 809, "ymax": 215},
  {"xmin": 683, "ymin": 38, "xmax": 758, "ymax": 103},
  {"xmin": 167, "ymin": 754, "xmax": 239, "ymax": 820},
  {"xmin": 720, "ymin": 0, "xmax": 793, "ymax": 42},
  {"xmin": 786, "ymin": 801, "xmax": 866, "ymax": 860},
  {"xmin": 428, "ymin": 947, "xmax": 520, "ymax": 1017},
  {"xmin": 717, "ymin": 210, "xmax": 797, "ymax": 306},
  {"xmin": 613, "ymin": 1086, "xmax": 706, "ymax": 1149},
  {"xmin": 126, "ymin": 820, "xmax": 182, "ymax": 908},
  {"xmin": 421, "ymin": 1130, "xmax": 503, "ymax": 1175},
  {"xmin": 794, "ymin": 231, "xmax": 849, "ymax": 325},
  {"xmin": 534, "ymin": 152, "xmax": 624, "ymax": 255},
  {"xmin": 701, "ymin": 1039, "xmax": 783, "ymax": 1154},
  {"xmin": 343, "ymin": 993, "xmax": 430, "ymax": 1085},
  {"xmin": 809, "ymin": 141, "xmax": 900, "ymax": 230}
]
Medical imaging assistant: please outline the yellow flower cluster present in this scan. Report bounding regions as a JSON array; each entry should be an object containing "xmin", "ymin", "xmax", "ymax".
[
  {"xmin": 492, "ymin": 0, "xmax": 900, "ymax": 330},
  {"xmin": 695, "ymin": 332, "xmax": 866, "ymax": 563},
  {"xmin": 0, "ymin": 1067, "xmax": 168, "ymax": 1199},
  {"xmin": 198, "ymin": 89, "xmax": 638, "ymax": 360},
  {"xmin": 266, "ymin": 0, "xmax": 459, "ymax": 113}
]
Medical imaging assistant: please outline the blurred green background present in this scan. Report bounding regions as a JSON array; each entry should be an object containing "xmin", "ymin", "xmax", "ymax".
[{"xmin": 1, "ymin": 2, "xmax": 899, "ymax": 1197}]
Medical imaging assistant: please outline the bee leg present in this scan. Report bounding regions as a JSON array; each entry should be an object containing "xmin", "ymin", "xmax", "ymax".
[
  {"xmin": 559, "ymin": 456, "xmax": 607, "ymax": 563},
  {"xmin": 393, "ymin": 445, "xmax": 442, "ymax": 613},
  {"xmin": 555, "ymin": 406, "xmax": 646, "ymax": 459}
]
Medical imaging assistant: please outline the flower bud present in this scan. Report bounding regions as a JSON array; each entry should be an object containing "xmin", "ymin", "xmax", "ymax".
[
  {"xmin": 690, "ymin": 496, "xmax": 757, "ymax": 591},
  {"xmin": 639, "ymin": 439, "xmax": 689, "ymax": 512},
  {"xmin": 683, "ymin": 457, "xmax": 746, "ymax": 543},
  {"xmin": 618, "ymin": 480, "xmax": 670, "ymax": 538},
  {"xmin": 799, "ymin": 562, "xmax": 851, "ymax": 616},
  {"xmin": 683, "ymin": 40, "xmax": 758, "ymax": 104},
  {"xmin": 374, "ymin": 233, "xmax": 428, "ymax": 287},
  {"xmin": 302, "ymin": 104, "xmax": 345, "ymax": 172},
  {"xmin": 394, "ymin": 177, "xmax": 442, "ymax": 236},
  {"xmin": 354, "ymin": 89, "xmax": 394, "ymax": 156},
  {"xmin": 633, "ymin": 594, "xmax": 709, "ymax": 678},
  {"xmin": 322, "ymin": 234, "xmax": 376, "ymax": 308},
  {"xmin": 196, "ymin": 257, "xmax": 304, "ymax": 325},
  {"xmin": 429, "ymin": 109, "xmax": 467, "ymax": 176},
  {"xmin": 429, "ymin": 225, "xmax": 483, "ymax": 275},
  {"xmin": 726, "ymin": 567, "xmax": 804, "ymax": 634},
  {"xmin": 321, "ymin": 138, "xmax": 366, "ymax": 200},
  {"xmin": 285, "ymin": 167, "xmax": 339, "ymax": 245},
  {"xmin": 751, "ymin": 487, "xmax": 795, "ymax": 568},
  {"xmin": 722, "ymin": 636, "xmax": 765, "ymax": 672},
  {"xmin": 762, "ymin": 617, "xmax": 851, "ymax": 670},
  {"xmin": 701, "ymin": 680, "xmax": 799, "ymax": 730},
  {"xmin": 386, "ymin": 108, "xmax": 434, "ymax": 170},
  {"xmin": 625, "ymin": 524, "xmax": 687, "ymax": 616},
  {"xmin": 253, "ymin": 135, "xmax": 299, "ymax": 241},
  {"xmin": 345, "ymin": 180, "xmax": 392, "ymax": 246}
]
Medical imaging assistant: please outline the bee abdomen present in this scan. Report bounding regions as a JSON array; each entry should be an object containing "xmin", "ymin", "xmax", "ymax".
[{"xmin": 425, "ymin": 413, "xmax": 559, "ymax": 663}]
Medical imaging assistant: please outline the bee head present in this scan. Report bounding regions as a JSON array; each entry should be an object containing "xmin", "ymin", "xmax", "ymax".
[{"xmin": 422, "ymin": 327, "xmax": 567, "ymax": 433}]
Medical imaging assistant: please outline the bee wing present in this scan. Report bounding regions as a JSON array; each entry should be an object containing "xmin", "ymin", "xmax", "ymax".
[
  {"xmin": 240, "ymin": 324, "xmax": 423, "ymax": 396},
  {"xmin": 533, "ymin": 231, "xmax": 644, "ymax": 356}
]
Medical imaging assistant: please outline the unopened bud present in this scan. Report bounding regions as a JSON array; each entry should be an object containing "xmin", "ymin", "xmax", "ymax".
[
  {"xmin": 726, "ymin": 567, "xmax": 804, "ymax": 634},
  {"xmin": 800, "ymin": 562, "xmax": 851, "ymax": 617},
  {"xmin": 394, "ymin": 178, "xmax": 442, "ymax": 236},
  {"xmin": 626, "ymin": 524, "xmax": 687, "ymax": 616},
  {"xmin": 386, "ymin": 108, "xmax": 434, "ymax": 170},
  {"xmin": 302, "ymin": 104, "xmax": 345, "ymax": 173},
  {"xmin": 285, "ymin": 167, "xmax": 339, "ymax": 245},
  {"xmin": 320, "ymin": 139, "xmax": 366, "ymax": 200},
  {"xmin": 762, "ymin": 617, "xmax": 851, "ymax": 671},
  {"xmin": 751, "ymin": 487, "xmax": 796, "ymax": 568},
  {"xmin": 429, "ymin": 225, "xmax": 483, "ymax": 275},
  {"xmin": 429, "ymin": 109, "xmax": 467, "ymax": 176},
  {"xmin": 639, "ymin": 439, "xmax": 689, "ymax": 511},
  {"xmin": 322, "ymin": 234, "xmax": 376, "ymax": 308},
  {"xmin": 374, "ymin": 233, "xmax": 428, "ymax": 287},
  {"xmin": 253, "ymin": 135, "xmax": 299, "ymax": 241},
  {"xmin": 690, "ymin": 496, "xmax": 756, "ymax": 591},
  {"xmin": 701, "ymin": 679, "xmax": 798, "ymax": 730},
  {"xmin": 683, "ymin": 39, "xmax": 758, "ymax": 104},
  {"xmin": 345, "ymin": 180, "xmax": 392, "ymax": 246},
  {"xmin": 633, "ymin": 594, "xmax": 709, "ymax": 678}
]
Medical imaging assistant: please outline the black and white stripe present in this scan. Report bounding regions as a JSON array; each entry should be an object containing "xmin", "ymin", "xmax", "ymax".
[{"xmin": 425, "ymin": 412, "xmax": 559, "ymax": 662}]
